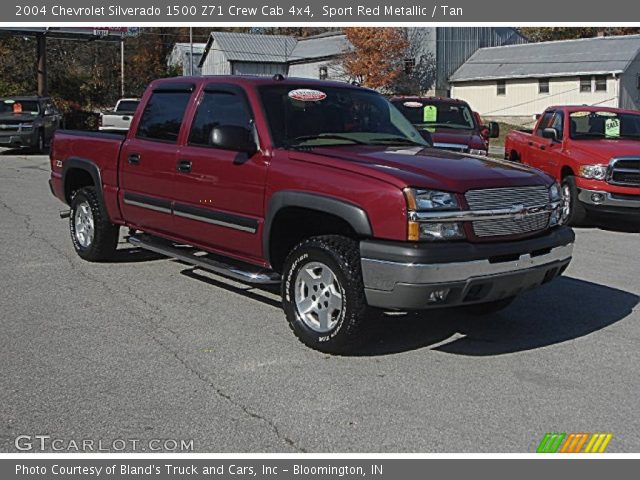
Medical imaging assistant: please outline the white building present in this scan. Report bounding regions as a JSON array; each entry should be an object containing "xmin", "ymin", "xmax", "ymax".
[
  {"xmin": 450, "ymin": 35, "xmax": 640, "ymax": 124},
  {"xmin": 199, "ymin": 32, "xmax": 295, "ymax": 77},
  {"xmin": 167, "ymin": 43, "xmax": 206, "ymax": 76}
]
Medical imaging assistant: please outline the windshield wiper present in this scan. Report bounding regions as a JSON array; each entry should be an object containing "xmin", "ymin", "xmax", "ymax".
[{"xmin": 290, "ymin": 134, "xmax": 367, "ymax": 145}]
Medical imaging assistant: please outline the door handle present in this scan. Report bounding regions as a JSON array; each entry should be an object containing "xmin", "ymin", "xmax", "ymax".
[
  {"xmin": 177, "ymin": 159, "xmax": 192, "ymax": 173},
  {"xmin": 540, "ymin": 145, "xmax": 546, "ymax": 151},
  {"xmin": 527, "ymin": 141, "xmax": 533, "ymax": 146},
  {"xmin": 128, "ymin": 154, "xmax": 140, "ymax": 165}
]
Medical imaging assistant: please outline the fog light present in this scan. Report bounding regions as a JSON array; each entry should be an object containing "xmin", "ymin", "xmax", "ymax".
[
  {"xmin": 420, "ymin": 222, "xmax": 465, "ymax": 241},
  {"xmin": 591, "ymin": 193, "xmax": 605, "ymax": 204},
  {"xmin": 428, "ymin": 288, "xmax": 450, "ymax": 303}
]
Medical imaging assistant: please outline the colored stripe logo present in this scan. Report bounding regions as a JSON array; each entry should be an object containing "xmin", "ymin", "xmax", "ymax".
[{"xmin": 537, "ymin": 433, "xmax": 613, "ymax": 453}]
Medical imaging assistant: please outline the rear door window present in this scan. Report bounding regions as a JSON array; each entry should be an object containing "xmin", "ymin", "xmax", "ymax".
[{"xmin": 136, "ymin": 91, "xmax": 192, "ymax": 143}]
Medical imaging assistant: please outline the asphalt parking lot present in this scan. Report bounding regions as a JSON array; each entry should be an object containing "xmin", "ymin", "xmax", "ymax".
[{"xmin": 0, "ymin": 152, "xmax": 638, "ymax": 453}]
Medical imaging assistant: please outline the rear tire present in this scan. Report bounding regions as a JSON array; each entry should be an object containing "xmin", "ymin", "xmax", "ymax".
[
  {"xmin": 459, "ymin": 297, "xmax": 515, "ymax": 316},
  {"xmin": 69, "ymin": 187, "xmax": 119, "ymax": 261},
  {"xmin": 281, "ymin": 235, "xmax": 369, "ymax": 354},
  {"xmin": 561, "ymin": 175, "xmax": 587, "ymax": 226}
]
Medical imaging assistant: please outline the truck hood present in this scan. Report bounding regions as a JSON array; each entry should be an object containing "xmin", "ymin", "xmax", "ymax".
[
  {"xmin": 569, "ymin": 139, "xmax": 640, "ymax": 163},
  {"xmin": 290, "ymin": 145, "xmax": 552, "ymax": 193}
]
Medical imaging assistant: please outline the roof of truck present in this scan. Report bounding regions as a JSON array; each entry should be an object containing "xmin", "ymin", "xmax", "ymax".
[{"xmin": 151, "ymin": 75, "xmax": 375, "ymax": 91}]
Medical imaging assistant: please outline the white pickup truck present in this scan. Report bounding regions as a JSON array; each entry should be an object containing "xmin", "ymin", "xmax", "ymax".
[{"xmin": 98, "ymin": 98, "xmax": 140, "ymax": 132}]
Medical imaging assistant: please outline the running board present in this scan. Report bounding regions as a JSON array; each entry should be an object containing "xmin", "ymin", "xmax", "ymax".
[{"xmin": 128, "ymin": 234, "xmax": 281, "ymax": 285}]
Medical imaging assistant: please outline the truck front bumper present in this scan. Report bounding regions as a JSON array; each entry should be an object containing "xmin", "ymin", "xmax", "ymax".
[
  {"xmin": 360, "ymin": 227, "xmax": 574, "ymax": 310},
  {"xmin": 0, "ymin": 131, "xmax": 36, "ymax": 148},
  {"xmin": 578, "ymin": 188, "xmax": 640, "ymax": 218}
]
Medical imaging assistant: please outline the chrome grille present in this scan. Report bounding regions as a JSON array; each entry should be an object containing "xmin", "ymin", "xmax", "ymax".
[
  {"xmin": 465, "ymin": 186, "xmax": 550, "ymax": 237},
  {"xmin": 608, "ymin": 158, "xmax": 640, "ymax": 187}
]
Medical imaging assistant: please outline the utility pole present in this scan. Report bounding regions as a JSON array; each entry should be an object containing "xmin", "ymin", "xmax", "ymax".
[
  {"xmin": 120, "ymin": 37, "xmax": 125, "ymax": 97},
  {"xmin": 36, "ymin": 34, "xmax": 48, "ymax": 97},
  {"xmin": 189, "ymin": 27, "xmax": 194, "ymax": 76}
]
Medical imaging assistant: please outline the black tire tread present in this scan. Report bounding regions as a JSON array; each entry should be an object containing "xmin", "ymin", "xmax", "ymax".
[
  {"xmin": 282, "ymin": 235, "xmax": 369, "ymax": 354},
  {"xmin": 69, "ymin": 187, "xmax": 119, "ymax": 261}
]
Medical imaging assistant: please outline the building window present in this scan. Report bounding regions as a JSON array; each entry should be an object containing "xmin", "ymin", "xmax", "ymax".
[
  {"xmin": 580, "ymin": 76, "xmax": 592, "ymax": 93},
  {"xmin": 497, "ymin": 80, "xmax": 506, "ymax": 96},
  {"xmin": 637, "ymin": 74, "xmax": 640, "ymax": 90},
  {"xmin": 404, "ymin": 58, "xmax": 416, "ymax": 75},
  {"xmin": 539, "ymin": 78, "xmax": 550, "ymax": 94},
  {"xmin": 595, "ymin": 75, "xmax": 607, "ymax": 92},
  {"xmin": 319, "ymin": 66, "xmax": 328, "ymax": 80}
]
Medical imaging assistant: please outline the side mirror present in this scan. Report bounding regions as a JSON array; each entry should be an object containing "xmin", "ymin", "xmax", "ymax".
[
  {"xmin": 487, "ymin": 121, "xmax": 500, "ymax": 138},
  {"xmin": 542, "ymin": 127, "xmax": 558, "ymax": 141},
  {"xmin": 210, "ymin": 125, "xmax": 257, "ymax": 155}
]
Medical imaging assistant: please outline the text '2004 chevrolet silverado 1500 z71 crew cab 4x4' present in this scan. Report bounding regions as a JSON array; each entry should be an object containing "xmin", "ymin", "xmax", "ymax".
[
  {"xmin": 49, "ymin": 76, "xmax": 574, "ymax": 353},
  {"xmin": 505, "ymin": 105, "xmax": 640, "ymax": 225}
]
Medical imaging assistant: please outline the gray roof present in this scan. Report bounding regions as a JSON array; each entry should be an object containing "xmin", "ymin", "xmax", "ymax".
[
  {"xmin": 206, "ymin": 32, "xmax": 296, "ymax": 64},
  {"xmin": 289, "ymin": 32, "xmax": 351, "ymax": 63},
  {"xmin": 171, "ymin": 43, "xmax": 206, "ymax": 54},
  {"xmin": 450, "ymin": 35, "xmax": 640, "ymax": 82}
]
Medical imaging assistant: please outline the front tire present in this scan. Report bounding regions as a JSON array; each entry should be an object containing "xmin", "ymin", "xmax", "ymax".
[
  {"xmin": 69, "ymin": 187, "xmax": 119, "ymax": 261},
  {"xmin": 561, "ymin": 175, "xmax": 587, "ymax": 226},
  {"xmin": 282, "ymin": 235, "xmax": 369, "ymax": 354}
]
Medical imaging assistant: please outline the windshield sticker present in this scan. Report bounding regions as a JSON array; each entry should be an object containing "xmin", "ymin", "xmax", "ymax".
[
  {"xmin": 423, "ymin": 105, "xmax": 437, "ymax": 123},
  {"xmin": 605, "ymin": 117, "xmax": 621, "ymax": 138},
  {"xmin": 3, "ymin": 99, "xmax": 15, "ymax": 104},
  {"xmin": 403, "ymin": 101, "xmax": 423, "ymax": 108},
  {"xmin": 288, "ymin": 89, "xmax": 327, "ymax": 102},
  {"xmin": 596, "ymin": 111, "xmax": 616, "ymax": 117},
  {"xmin": 570, "ymin": 111, "xmax": 590, "ymax": 118}
]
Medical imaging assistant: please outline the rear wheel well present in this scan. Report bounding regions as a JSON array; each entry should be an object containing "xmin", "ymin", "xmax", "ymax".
[
  {"xmin": 268, "ymin": 207, "xmax": 359, "ymax": 273},
  {"xmin": 560, "ymin": 166, "xmax": 574, "ymax": 180},
  {"xmin": 64, "ymin": 168, "xmax": 95, "ymax": 204}
]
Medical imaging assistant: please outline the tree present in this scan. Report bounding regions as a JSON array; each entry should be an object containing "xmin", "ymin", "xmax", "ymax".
[{"xmin": 342, "ymin": 28, "xmax": 408, "ymax": 90}]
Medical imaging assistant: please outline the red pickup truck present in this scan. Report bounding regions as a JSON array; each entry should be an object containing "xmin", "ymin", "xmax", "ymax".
[
  {"xmin": 505, "ymin": 106, "xmax": 640, "ymax": 225},
  {"xmin": 390, "ymin": 96, "xmax": 500, "ymax": 156},
  {"xmin": 49, "ymin": 76, "xmax": 574, "ymax": 353}
]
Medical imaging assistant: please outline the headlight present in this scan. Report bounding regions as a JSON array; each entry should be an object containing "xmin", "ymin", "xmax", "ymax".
[
  {"xmin": 404, "ymin": 188, "xmax": 459, "ymax": 211},
  {"xmin": 469, "ymin": 149, "xmax": 488, "ymax": 156},
  {"xmin": 404, "ymin": 188, "xmax": 465, "ymax": 241},
  {"xmin": 549, "ymin": 182, "xmax": 562, "ymax": 202},
  {"xmin": 578, "ymin": 164, "xmax": 608, "ymax": 180}
]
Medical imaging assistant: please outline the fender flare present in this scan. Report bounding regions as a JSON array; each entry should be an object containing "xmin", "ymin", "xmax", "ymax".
[
  {"xmin": 263, "ymin": 191, "xmax": 373, "ymax": 265},
  {"xmin": 61, "ymin": 157, "xmax": 104, "ymax": 205}
]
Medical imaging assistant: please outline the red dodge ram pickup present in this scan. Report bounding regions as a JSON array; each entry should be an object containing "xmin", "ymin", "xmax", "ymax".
[
  {"xmin": 505, "ymin": 106, "xmax": 640, "ymax": 225},
  {"xmin": 49, "ymin": 76, "xmax": 574, "ymax": 353}
]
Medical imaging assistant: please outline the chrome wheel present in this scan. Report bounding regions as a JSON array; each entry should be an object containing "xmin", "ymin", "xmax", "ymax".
[
  {"xmin": 294, "ymin": 261, "xmax": 344, "ymax": 333},
  {"xmin": 74, "ymin": 201, "xmax": 95, "ymax": 248},
  {"xmin": 561, "ymin": 182, "xmax": 571, "ymax": 223}
]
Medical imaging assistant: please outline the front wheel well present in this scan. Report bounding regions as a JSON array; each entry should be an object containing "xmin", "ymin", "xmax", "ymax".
[
  {"xmin": 64, "ymin": 168, "xmax": 95, "ymax": 204},
  {"xmin": 268, "ymin": 207, "xmax": 360, "ymax": 273},
  {"xmin": 560, "ymin": 166, "xmax": 574, "ymax": 180}
]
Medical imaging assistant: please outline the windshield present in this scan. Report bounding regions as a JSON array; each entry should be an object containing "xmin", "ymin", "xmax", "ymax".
[
  {"xmin": 258, "ymin": 85, "xmax": 428, "ymax": 148},
  {"xmin": 569, "ymin": 110, "xmax": 640, "ymax": 140},
  {"xmin": 115, "ymin": 100, "xmax": 140, "ymax": 113},
  {"xmin": 392, "ymin": 99, "xmax": 476, "ymax": 130},
  {"xmin": 0, "ymin": 100, "xmax": 40, "ymax": 115}
]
